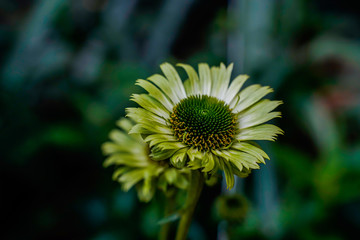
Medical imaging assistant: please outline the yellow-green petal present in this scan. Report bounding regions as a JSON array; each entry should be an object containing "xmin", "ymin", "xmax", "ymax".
[
  {"xmin": 236, "ymin": 124, "xmax": 284, "ymax": 141},
  {"xmin": 160, "ymin": 63, "xmax": 187, "ymax": 99},
  {"xmin": 199, "ymin": 63, "xmax": 212, "ymax": 95},
  {"xmin": 148, "ymin": 74, "xmax": 181, "ymax": 103},
  {"xmin": 170, "ymin": 148, "xmax": 188, "ymax": 168},
  {"xmin": 131, "ymin": 94, "xmax": 169, "ymax": 119},
  {"xmin": 231, "ymin": 142, "xmax": 269, "ymax": 164},
  {"xmin": 136, "ymin": 79, "xmax": 174, "ymax": 111},
  {"xmin": 224, "ymin": 74, "xmax": 249, "ymax": 104},
  {"xmin": 177, "ymin": 63, "xmax": 200, "ymax": 95},
  {"xmin": 231, "ymin": 85, "xmax": 274, "ymax": 112},
  {"xmin": 237, "ymin": 99, "xmax": 282, "ymax": 129}
]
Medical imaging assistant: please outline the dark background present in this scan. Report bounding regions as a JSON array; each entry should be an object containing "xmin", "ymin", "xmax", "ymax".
[{"xmin": 1, "ymin": 0, "xmax": 360, "ymax": 239}]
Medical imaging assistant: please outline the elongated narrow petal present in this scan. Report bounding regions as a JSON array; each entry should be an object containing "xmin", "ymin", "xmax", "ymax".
[
  {"xmin": 177, "ymin": 63, "xmax": 200, "ymax": 95},
  {"xmin": 136, "ymin": 79, "xmax": 174, "ymax": 111},
  {"xmin": 236, "ymin": 124, "xmax": 284, "ymax": 141},
  {"xmin": 103, "ymin": 153, "xmax": 148, "ymax": 168},
  {"xmin": 217, "ymin": 63, "xmax": 233, "ymax": 100},
  {"xmin": 148, "ymin": 74, "xmax": 181, "ymax": 104},
  {"xmin": 126, "ymin": 107, "xmax": 167, "ymax": 125},
  {"xmin": 224, "ymin": 74, "xmax": 249, "ymax": 104},
  {"xmin": 210, "ymin": 65, "xmax": 221, "ymax": 97},
  {"xmin": 231, "ymin": 85, "xmax": 274, "ymax": 112},
  {"xmin": 199, "ymin": 63, "xmax": 212, "ymax": 95},
  {"xmin": 237, "ymin": 100, "xmax": 283, "ymax": 129},
  {"xmin": 160, "ymin": 63, "xmax": 187, "ymax": 100},
  {"xmin": 219, "ymin": 158, "xmax": 235, "ymax": 189},
  {"xmin": 227, "ymin": 150, "xmax": 260, "ymax": 170},
  {"xmin": 145, "ymin": 134, "xmax": 179, "ymax": 148},
  {"xmin": 130, "ymin": 94, "xmax": 169, "ymax": 119},
  {"xmin": 210, "ymin": 64, "xmax": 227, "ymax": 99},
  {"xmin": 231, "ymin": 142, "xmax": 269, "ymax": 164}
]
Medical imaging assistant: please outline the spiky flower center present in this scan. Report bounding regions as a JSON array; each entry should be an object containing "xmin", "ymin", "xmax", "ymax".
[{"xmin": 170, "ymin": 95, "xmax": 237, "ymax": 151}]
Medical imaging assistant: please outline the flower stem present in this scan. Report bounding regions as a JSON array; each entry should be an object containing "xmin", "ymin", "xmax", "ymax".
[
  {"xmin": 159, "ymin": 191, "xmax": 176, "ymax": 240},
  {"xmin": 175, "ymin": 170, "xmax": 204, "ymax": 240}
]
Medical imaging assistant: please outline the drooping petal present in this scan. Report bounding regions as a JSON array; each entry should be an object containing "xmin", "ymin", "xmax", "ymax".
[
  {"xmin": 231, "ymin": 85, "xmax": 274, "ymax": 112},
  {"xmin": 219, "ymin": 158, "xmax": 235, "ymax": 189},
  {"xmin": 231, "ymin": 142, "xmax": 269, "ymax": 164},
  {"xmin": 232, "ymin": 167, "xmax": 252, "ymax": 178},
  {"xmin": 237, "ymin": 100, "xmax": 282, "ymax": 129},
  {"xmin": 136, "ymin": 174, "xmax": 156, "ymax": 202},
  {"xmin": 227, "ymin": 149, "xmax": 260, "ymax": 170},
  {"xmin": 236, "ymin": 124, "xmax": 284, "ymax": 141}
]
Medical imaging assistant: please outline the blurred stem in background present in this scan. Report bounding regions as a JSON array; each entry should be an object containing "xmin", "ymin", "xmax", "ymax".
[
  {"xmin": 175, "ymin": 170, "xmax": 204, "ymax": 240},
  {"xmin": 159, "ymin": 191, "xmax": 177, "ymax": 240}
]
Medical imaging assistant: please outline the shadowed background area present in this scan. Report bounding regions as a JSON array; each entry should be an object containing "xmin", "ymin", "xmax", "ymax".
[{"xmin": 1, "ymin": 0, "xmax": 360, "ymax": 239}]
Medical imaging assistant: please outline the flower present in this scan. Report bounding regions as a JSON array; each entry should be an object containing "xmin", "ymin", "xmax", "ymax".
[
  {"xmin": 126, "ymin": 63, "xmax": 283, "ymax": 189},
  {"xmin": 102, "ymin": 118, "xmax": 189, "ymax": 202}
]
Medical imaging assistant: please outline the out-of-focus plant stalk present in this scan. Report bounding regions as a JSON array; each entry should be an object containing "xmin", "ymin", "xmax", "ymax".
[
  {"xmin": 175, "ymin": 170, "xmax": 204, "ymax": 240},
  {"xmin": 159, "ymin": 191, "xmax": 176, "ymax": 240}
]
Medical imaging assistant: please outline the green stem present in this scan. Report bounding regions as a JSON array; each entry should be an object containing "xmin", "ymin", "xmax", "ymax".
[
  {"xmin": 175, "ymin": 170, "xmax": 204, "ymax": 240},
  {"xmin": 159, "ymin": 191, "xmax": 176, "ymax": 240}
]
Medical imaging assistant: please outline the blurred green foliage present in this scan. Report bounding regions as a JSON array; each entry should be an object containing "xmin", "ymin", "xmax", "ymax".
[{"xmin": 1, "ymin": 0, "xmax": 360, "ymax": 239}]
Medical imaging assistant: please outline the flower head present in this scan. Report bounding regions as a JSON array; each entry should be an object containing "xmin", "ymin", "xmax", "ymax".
[
  {"xmin": 127, "ymin": 63, "xmax": 283, "ymax": 188},
  {"xmin": 102, "ymin": 118, "xmax": 189, "ymax": 202}
]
